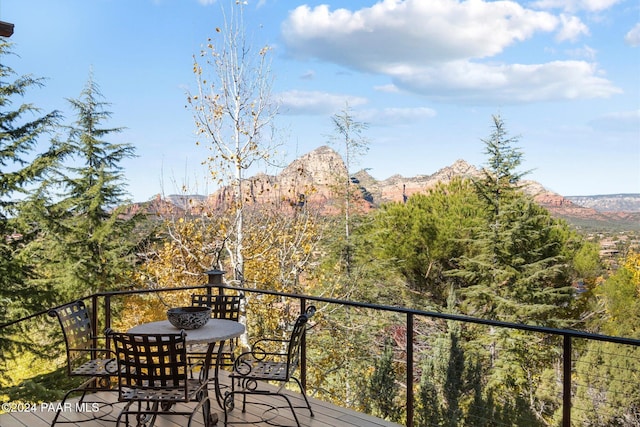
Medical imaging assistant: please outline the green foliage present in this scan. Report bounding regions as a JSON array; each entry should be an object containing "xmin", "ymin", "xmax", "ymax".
[
  {"xmin": 305, "ymin": 305, "xmax": 386, "ymax": 414},
  {"xmin": 572, "ymin": 251, "xmax": 640, "ymax": 425},
  {"xmin": 480, "ymin": 329, "xmax": 560, "ymax": 426},
  {"xmin": 416, "ymin": 321, "xmax": 475, "ymax": 427},
  {"xmin": 366, "ymin": 338, "xmax": 401, "ymax": 421},
  {"xmin": 23, "ymin": 75, "xmax": 139, "ymax": 300},
  {"xmin": 595, "ymin": 252, "xmax": 640, "ymax": 337},
  {"xmin": 456, "ymin": 197, "xmax": 576, "ymax": 325},
  {"xmin": 356, "ymin": 115, "xmax": 598, "ymax": 425},
  {"xmin": 571, "ymin": 240, "xmax": 601, "ymax": 279},
  {"xmin": 0, "ymin": 41, "xmax": 63, "ymax": 216},
  {"xmin": 573, "ymin": 341, "xmax": 640, "ymax": 426},
  {"xmin": 0, "ymin": 40, "xmax": 63, "ymax": 351},
  {"xmin": 450, "ymin": 116, "xmax": 577, "ymax": 326},
  {"xmin": 362, "ymin": 178, "xmax": 484, "ymax": 307},
  {"xmin": 474, "ymin": 114, "xmax": 529, "ymax": 218},
  {"xmin": 418, "ymin": 360, "xmax": 442, "ymax": 426},
  {"xmin": 1, "ymin": 342, "xmax": 79, "ymax": 404}
]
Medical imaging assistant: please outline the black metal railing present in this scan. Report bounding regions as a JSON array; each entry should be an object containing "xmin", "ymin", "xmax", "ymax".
[{"xmin": 2, "ymin": 272, "xmax": 640, "ymax": 427}]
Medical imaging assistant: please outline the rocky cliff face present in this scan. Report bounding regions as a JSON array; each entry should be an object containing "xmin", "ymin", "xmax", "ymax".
[
  {"xmin": 141, "ymin": 145, "xmax": 638, "ymax": 228},
  {"xmin": 200, "ymin": 146, "xmax": 484, "ymax": 211},
  {"xmin": 355, "ymin": 158, "xmax": 483, "ymax": 204},
  {"xmin": 201, "ymin": 146, "xmax": 351, "ymax": 213}
]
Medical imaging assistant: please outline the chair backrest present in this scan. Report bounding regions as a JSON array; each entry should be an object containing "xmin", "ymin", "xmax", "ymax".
[
  {"xmin": 191, "ymin": 293, "xmax": 243, "ymax": 321},
  {"xmin": 48, "ymin": 300, "xmax": 94, "ymax": 375},
  {"xmin": 108, "ymin": 330, "xmax": 190, "ymax": 402},
  {"xmin": 285, "ymin": 306, "xmax": 316, "ymax": 378}
]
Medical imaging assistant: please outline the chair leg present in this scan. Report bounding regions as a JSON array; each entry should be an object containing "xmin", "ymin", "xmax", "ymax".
[
  {"xmin": 242, "ymin": 389, "xmax": 248, "ymax": 413},
  {"xmin": 223, "ymin": 389, "xmax": 239, "ymax": 427},
  {"xmin": 223, "ymin": 393, "xmax": 230, "ymax": 426},
  {"xmin": 277, "ymin": 393, "xmax": 303, "ymax": 427},
  {"xmin": 199, "ymin": 390, "xmax": 216, "ymax": 427},
  {"xmin": 115, "ymin": 400, "xmax": 133, "ymax": 427},
  {"xmin": 235, "ymin": 378, "xmax": 248, "ymax": 413},
  {"xmin": 291, "ymin": 377, "xmax": 314, "ymax": 416},
  {"xmin": 116, "ymin": 401, "xmax": 160, "ymax": 427},
  {"xmin": 50, "ymin": 378, "xmax": 92, "ymax": 426}
]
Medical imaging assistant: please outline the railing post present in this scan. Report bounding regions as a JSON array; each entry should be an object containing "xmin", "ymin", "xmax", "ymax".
[
  {"xmin": 91, "ymin": 295, "xmax": 99, "ymax": 360},
  {"xmin": 206, "ymin": 269, "xmax": 225, "ymax": 296},
  {"xmin": 104, "ymin": 295, "xmax": 112, "ymax": 331},
  {"xmin": 407, "ymin": 312, "xmax": 414, "ymax": 427},
  {"xmin": 104, "ymin": 295, "xmax": 112, "ymax": 349},
  {"xmin": 300, "ymin": 297, "xmax": 308, "ymax": 391},
  {"xmin": 563, "ymin": 334, "xmax": 572, "ymax": 427}
]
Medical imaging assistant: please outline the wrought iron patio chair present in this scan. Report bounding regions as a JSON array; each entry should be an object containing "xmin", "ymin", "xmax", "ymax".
[
  {"xmin": 191, "ymin": 293, "xmax": 243, "ymax": 322},
  {"xmin": 48, "ymin": 300, "xmax": 118, "ymax": 426},
  {"xmin": 223, "ymin": 305, "xmax": 316, "ymax": 427},
  {"xmin": 106, "ymin": 329, "xmax": 215, "ymax": 427},
  {"xmin": 189, "ymin": 293, "xmax": 244, "ymax": 368}
]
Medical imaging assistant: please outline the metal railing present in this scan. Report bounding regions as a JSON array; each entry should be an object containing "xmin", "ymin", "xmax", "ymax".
[{"xmin": 2, "ymin": 271, "xmax": 640, "ymax": 427}]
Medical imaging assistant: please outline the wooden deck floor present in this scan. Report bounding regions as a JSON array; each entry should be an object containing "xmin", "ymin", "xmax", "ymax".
[{"xmin": 0, "ymin": 373, "xmax": 400, "ymax": 427}]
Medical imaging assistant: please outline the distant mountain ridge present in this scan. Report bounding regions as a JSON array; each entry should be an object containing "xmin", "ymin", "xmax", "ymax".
[
  {"xmin": 138, "ymin": 146, "xmax": 639, "ymax": 230},
  {"xmin": 565, "ymin": 194, "xmax": 640, "ymax": 213}
]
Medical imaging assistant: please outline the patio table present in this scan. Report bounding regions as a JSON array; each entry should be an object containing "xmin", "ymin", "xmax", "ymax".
[{"xmin": 128, "ymin": 318, "xmax": 245, "ymax": 410}]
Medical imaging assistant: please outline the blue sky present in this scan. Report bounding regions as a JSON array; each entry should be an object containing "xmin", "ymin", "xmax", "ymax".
[{"xmin": 2, "ymin": 0, "xmax": 639, "ymax": 201}]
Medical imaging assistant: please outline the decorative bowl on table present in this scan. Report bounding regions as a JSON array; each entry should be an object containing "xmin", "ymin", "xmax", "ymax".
[{"xmin": 167, "ymin": 306, "xmax": 211, "ymax": 329}]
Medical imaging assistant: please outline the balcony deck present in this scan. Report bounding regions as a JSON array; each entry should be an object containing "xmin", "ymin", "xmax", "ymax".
[{"xmin": 0, "ymin": 371, "xmax": 400, "ymax": 427}]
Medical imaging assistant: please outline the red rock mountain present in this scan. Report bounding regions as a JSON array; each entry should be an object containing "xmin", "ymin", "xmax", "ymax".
[{"xmin": 134, "ymin": 146, "xmax": 639, "ymax": 228}]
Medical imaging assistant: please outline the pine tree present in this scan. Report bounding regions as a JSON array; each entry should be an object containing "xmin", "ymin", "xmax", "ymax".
[
  {"xmin": 367, "ymin": 338, "xmax": 400, "ymax": 421},
  {"xmin": 416, "ymin": 321, "xmax": 471, "ymax": 427},
  {"xmin": 0, "ymin": 39, "xmax": 63, "ymax": 324},
  {"xmin": 476, "ymin": 115, "xmax": 528, "ymax": 216},
  {"xmin": 455, "ymin": 115, "xmax": 574, "ymax": 325},
  {"xmin": 31, "ymin": 75, "xmax": 138, "ymax": 298},
  {"xmin": 417, "ymin": 357, "xmax": 443, "ymax": 426},
  {"xmin": 450, "ymin": 115, "xmax": 578, "ymax": 425}
]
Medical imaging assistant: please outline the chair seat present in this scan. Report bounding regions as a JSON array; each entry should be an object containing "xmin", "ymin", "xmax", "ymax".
[
  {"xmin": 71, "ymin": 358, "xmax": 117, "ymax": 376},
  {"xmin": 120, "ymin": 379, "xmax": 206, "ymax": 402},
  {"xmin": 235, "ymin": 361, "xmax": 289, "ymax": 382}
]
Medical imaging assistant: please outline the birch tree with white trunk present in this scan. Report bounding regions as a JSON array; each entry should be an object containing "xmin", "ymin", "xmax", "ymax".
[{"xmin": 188, "ymin": 1, "xmax": 277, "ymax": 287}]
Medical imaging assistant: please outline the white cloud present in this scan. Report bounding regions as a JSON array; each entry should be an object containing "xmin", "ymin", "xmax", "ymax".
[
  {"xmin": 282, "ymin": 0, "xmax": 558, "ymax": 69},
  {"xmin": 276, "ymin": 90, "xmax": 368, "ymax": 115},
  {"xmin": 281, "ymin": 0, "xmax": 619, "ymax": 104},
  {"xmin": 359, "ymin": 107, "xmax": 437, "ymax": 126},
  {"xmin": 589, "ymin": 110, "xmax": 640, "ymax": 132},
  {"xmin": 197, "ymin": 0, "xmax": 217, "ymax": 5},
  {"xmin": 392, "ymin": 60, "xmax": 621, "ymax": 103},
  {"xmin": 531, "ymin": 0, "xmax": 622, "ymax": 12},
  {"xmin": 373, "ymin": 84, "xmax": 400, "ymax": 93},
  {"xmin": 625, "ymin": 23, "xmax": 640, "ymax": 47},
  {"xmin": 275, "ymin": 90, "xmax": 417, "ymax": 120},
  {"xmin": 556, "ymin": 14, "xmax": 589, "ymax": 42},
  {"xmin": 565, "ymin": 45, "xmax": 597, "ymax": 60},
  {"xmin": 300, "ymin": 70, "xmax": 315, "ymax": 80}
]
